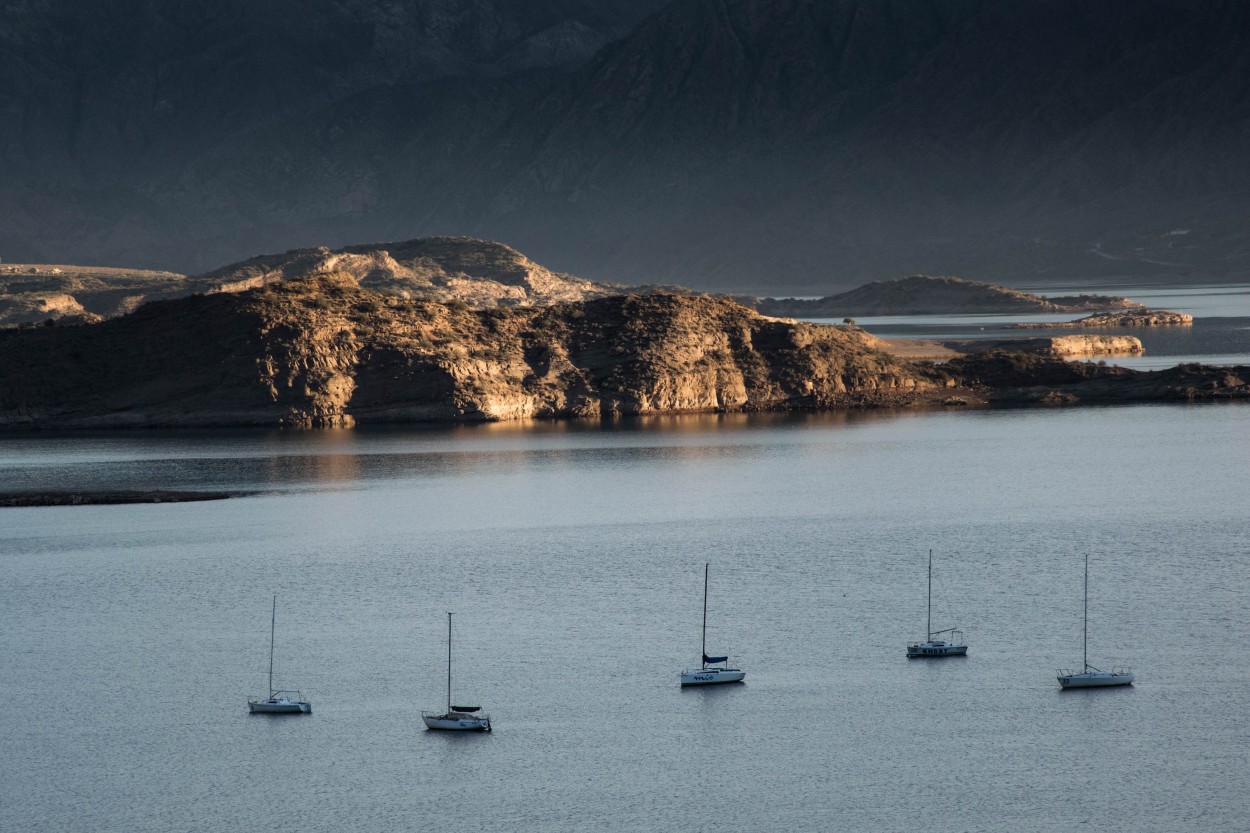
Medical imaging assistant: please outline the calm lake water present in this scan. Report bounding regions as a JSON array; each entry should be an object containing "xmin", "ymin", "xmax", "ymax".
[
  {"xmin": 2, "ymin": 402, "xmax": 1249, "ymax": 832},
  {"xmin": 819, "ymin": 282, "xmax": 1250, "ymax": 369}
]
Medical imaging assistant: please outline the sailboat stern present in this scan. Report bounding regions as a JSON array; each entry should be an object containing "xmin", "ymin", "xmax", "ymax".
[
  {"xmin": 1057, "ymin": 668, "xmax": 1134, "ymax": 688},
  {"xmin": 680, "ymin": 667, "xmax": 746, "ymax": 686},
  {"xmin": 907, "ymin": 641, "xmax": 968, "ymax": 658},
  {"xmin": 248, "ymin": 695, "xmax": 313, "ymax": 714}
]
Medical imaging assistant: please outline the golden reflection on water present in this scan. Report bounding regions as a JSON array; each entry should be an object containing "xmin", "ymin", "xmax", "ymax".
[
  {"xmin": 0, "ymin": 409, "xmax": 937, "ymax": 495},
  {"xmin": 256, "ymin": 427, "xmax": 365, "ymax": 485},
  {"xmin": 232, "ymin": 409, "xmax": 939, "ymax": 488},
  {"xmin": 439, "ymin": 407, "xmax": 924, "ymax": 439}
]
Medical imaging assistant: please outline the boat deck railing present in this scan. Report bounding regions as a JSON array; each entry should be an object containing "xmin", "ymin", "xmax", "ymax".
[
  {"xmin": 422, "ymin": 710, "xmax": 491, "ymax": 720},
  {"xmin": 1056, "ymin": 666, "xmax": 1132, "ymax": 677}
]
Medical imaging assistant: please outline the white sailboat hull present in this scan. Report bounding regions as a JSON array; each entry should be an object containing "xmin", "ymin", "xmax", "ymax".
[
  {"xmin": 248, "ymin": 698, "xmax": 312, "ymax": 714},
  {"xmin": 1058, "ymin": 671, "xmax": 1133, "ymax": 688},
  {"xmin": 422, "ymin": 712, "xmax": 491, "ymax": 731},
  {"xmin": 680, "ymin": 668, "xmax": 745, "ymax": 686},
  {"xmin": 907, "ymin": 641, "xmax": 968, "ymax": 658}
]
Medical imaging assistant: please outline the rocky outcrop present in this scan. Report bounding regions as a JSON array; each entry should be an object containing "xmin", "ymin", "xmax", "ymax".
[
  {"xmin": 752, "ymin": 276, "xmax": 1143, "ymax": 317},
  {"xmin": 0, "ymin": 291, "xmax": 100, "ymax": 325},
  {"xmin": 921, "ymin": 353, "xmax": 1249, "ymax": 406},
  {"xmin": 1044, "ymin": 335, "xmax": 1144, "ymax": 357},
  {"xmin": 0, "ymin": 264, "xmax": 187, "ymax": 325},
  {"xmin": 1010, "ymin": 310, "xmax": 1194, "ymax": 329},
  {"xmin": 937, "ymin": 335, "xmax": 1144, "ymax": 358},
  {"xmin": 0, "ymin": 273, "xmax": 934, "ymax": 429}
]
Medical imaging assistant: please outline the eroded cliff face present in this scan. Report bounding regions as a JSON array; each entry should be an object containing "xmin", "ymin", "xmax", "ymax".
[
  {"xmin": 0, "ymin": 273, "xmax": 932, "ymax": 429},
  {"xmin": 1044, "ymin": 335, "xmax": 1144, "ymax": 357}
]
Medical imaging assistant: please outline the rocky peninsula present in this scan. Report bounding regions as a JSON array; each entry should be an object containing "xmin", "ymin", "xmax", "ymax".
[
  {"xmin": 0, "ymin": 274, "xmax": 1244, "ymax": 430},
  {"xmin": 928, "ymin": 352, "xmax": 1249, "ymax": 406},
  {"xmin": 0, "ymin": 273, "xmax": 931, "ymax": 429}
]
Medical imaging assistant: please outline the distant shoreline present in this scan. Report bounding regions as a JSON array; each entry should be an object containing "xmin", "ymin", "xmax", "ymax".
[{"xmin": 0, "ymin": 490, "xmax": 234, "ymax": 507}]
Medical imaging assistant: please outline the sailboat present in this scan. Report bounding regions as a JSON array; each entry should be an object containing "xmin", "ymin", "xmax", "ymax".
[
  {"xmin": 422, "ymin": 612, "xmax": 492, "ymax": 731},
  {"xmin": 248, "ymin": 595, "xmax": 312, "ymax": 714},
  {"xmin": 680, "ymin": 563, "xmax": 745, "ymax": 686},
  {"xmin": 1057, "ymin": 554, "xmax": 1134, "ymax": 688},
  {"xmin": 906, "ymin": 550, "xmax": 967, "ymax": 658}
]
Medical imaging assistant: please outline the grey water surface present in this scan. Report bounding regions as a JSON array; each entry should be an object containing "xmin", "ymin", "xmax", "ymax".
[{"xmin": 2, "ymin": 403, "xmax": 1248, "ymax": 833}]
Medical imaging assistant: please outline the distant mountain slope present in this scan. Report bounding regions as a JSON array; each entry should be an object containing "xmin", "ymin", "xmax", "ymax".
[
  {"xmin": 457, "ymin": 0, "xmax": 1250, "ymax": 289},
  {"xmin": 2, "ymin": 0, "xmax": 1248, "ymax": 290},
  {"xmin": 752, "ymin": 276, "xmax": 1143, "ymax": 317},
  {"xmin": 0, "ymin": 0, "xmax": 669, "ymax": 260}
]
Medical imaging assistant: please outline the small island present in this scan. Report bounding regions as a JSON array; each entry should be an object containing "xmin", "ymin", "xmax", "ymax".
[
  {"xmin": 1009, "ymin": 310, "xmax": 1194, "ymax": 329},
  {"xmin": 750, "ymin": 275, "xmax": 1143, "ymax": 317},
  {"xmin": 934, "ymin": 335, "xmax": 1145, "ymax": 359}
]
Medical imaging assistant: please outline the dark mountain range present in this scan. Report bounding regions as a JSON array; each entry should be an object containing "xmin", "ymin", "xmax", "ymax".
[
  {"xmin": 2, "ymin": 0, "xmax": 1247, "ymax": 292},
  {"xmin": 0, "ymin": 0, "xmax": 667, "ymax": 259}
]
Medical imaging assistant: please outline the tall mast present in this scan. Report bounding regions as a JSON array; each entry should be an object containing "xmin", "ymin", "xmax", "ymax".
[
  {"xmin": 1083, "ymin": 554, "xmax": 1089, "ymax": 672},
  {"xmin": 268, "ymin": 595, "xmax": 277, "ymax": 697},
  {"xmin": 927, "ymin": 550, "xmax": 933, "ymax": 638},
  {"xmin": 447, "ymin": 612, "xmax": 453, "ymax": 713},
  {"xmin": 701, "ymin": 563, "xmax": 709, "ymax": 668}
]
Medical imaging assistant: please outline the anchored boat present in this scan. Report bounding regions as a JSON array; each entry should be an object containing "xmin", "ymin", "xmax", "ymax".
[
  {"xmin": 1057, "ymin": 554, "xmax": 1134, "ymax": 689},
  {"xmin": 422, "ymin": 612, "xmax": 492, "ymax": 731},
  {"xmin": 248, "ymin": 595, "xmax": 312, "ymax": 714},
  {"xmin": 907, "ymin": 550, "xmax": 967, "ymax": 658},
  {"xmin": 680, "ymin": 563, "xmax": 745, "ymax": 686}
]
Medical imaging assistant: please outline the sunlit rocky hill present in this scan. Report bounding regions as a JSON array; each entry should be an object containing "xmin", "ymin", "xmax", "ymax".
[
  {"xmin": 0, "ymin": 273, "xmax": 931, "ymax": 428},
  {"xmin": 0, "ymin": 237, "xmax": 653, "ymax": 325}
]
